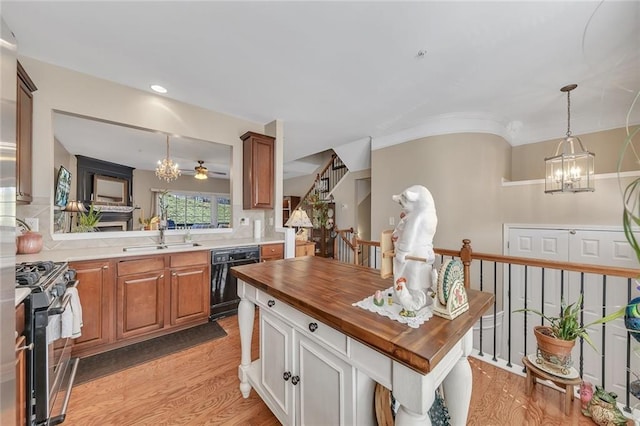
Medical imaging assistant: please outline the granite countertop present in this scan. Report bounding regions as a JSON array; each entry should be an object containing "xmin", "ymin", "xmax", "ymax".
[{"xmin": 15, "ymin": 236, "xmax": 285, "ymax": 263}]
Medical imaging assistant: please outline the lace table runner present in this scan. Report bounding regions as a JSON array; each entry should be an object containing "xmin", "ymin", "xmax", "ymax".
[{"xmin": 352, "ymin": 286, "xmax": 433, "ymax": 328}]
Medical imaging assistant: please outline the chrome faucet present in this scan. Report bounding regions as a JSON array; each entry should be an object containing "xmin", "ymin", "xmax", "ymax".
[{"xmin": 158, "ymin": 222, "xmax": 166, "ymax": 247}]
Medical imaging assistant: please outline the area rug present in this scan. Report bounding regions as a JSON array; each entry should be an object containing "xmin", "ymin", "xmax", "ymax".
[{"xmin": 74, "ymin": 321, "xmax": 227, "ymax": 385}]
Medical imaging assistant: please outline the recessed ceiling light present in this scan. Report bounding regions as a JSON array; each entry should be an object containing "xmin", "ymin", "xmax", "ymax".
[{"xmin": 150, "ymin": 84, "xmax": 167, "ymax": 94}]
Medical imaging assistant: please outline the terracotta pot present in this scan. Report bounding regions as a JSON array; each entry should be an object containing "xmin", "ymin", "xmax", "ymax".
[
  {"xmin": 16, "ymin": 231, "xmax": 43, "ymax": 254},
  {"xmin": 534, "ymin": 325, "xmax": 575, "ymax": 368}
]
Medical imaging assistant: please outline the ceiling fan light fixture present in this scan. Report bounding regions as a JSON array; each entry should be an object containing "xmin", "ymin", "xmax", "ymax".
[
  {"xmin": 194, "ymin": 160, "xmax": 208, "ymax": 180},
  {"xmin": 544, "ymin": 84, "xmax": 595, "ymax": 194}
]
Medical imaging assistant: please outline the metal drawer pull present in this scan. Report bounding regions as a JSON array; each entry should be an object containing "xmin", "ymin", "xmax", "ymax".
[
  {"xmin": 267, "ymin": 300, "xmax": 275, "ymax": 308},
  {"xmin": 16, "ymin": 342, "xmax": 34, "ymax": 352},
  {"xmin": 291, "ymin": 375, "xmax": 300, "ymax": 385},
  {"xmin": 308, "ymin": 322, "xmax": 318, "ymax": 332},
  {"xmin": 103, "ymin": 265, "xmax": 109, "ymax": 269},
  {"xmin": 283, "ymin": 371, "xmax": 291, "ymax": 381}
]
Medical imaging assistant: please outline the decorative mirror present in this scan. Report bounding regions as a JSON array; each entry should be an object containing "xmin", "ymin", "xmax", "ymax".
[{"xmin": 93, "ymin": 175, "xmax": 127, "ymax": 205}]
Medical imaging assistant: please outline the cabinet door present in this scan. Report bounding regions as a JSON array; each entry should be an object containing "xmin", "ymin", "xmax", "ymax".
[
  {"xmin": 70, "ymin": 260, "xmax": 114, "ymax": 352},
  {"xmin": 170, "ymin": 265, "xmax": 209, "ymax": 326},
  {"xmin": 296, "ymin": 334, "xmax": 354, "ymax": 426},
  {"xmin": 242, "ymin": 132, "xmax": 275, "ymax": 209},
  {"xmin": 117, "ymin": 271, "xmax": 165, "ymax": 339},
  {"xmin": 260, "ymin": 311, "xmax": 294, "ymax": 424},
  {"xmin": 16, "ymin": 72, "xmax": 34, "ymax": 204}
]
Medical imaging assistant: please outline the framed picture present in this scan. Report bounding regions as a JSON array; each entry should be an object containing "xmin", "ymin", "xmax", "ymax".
[{"xmin": 54, "ymin": 166, "xmax": 72, "ymax": 207}]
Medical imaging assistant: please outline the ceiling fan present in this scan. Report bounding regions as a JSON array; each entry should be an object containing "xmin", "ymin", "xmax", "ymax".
[
  {"xmin": 194, "ymin": 160, "xmax": 208, "ymax": 180},
  {"xmin": 181, "ymin": 160, "xmax": 227, "ymax": 179}
]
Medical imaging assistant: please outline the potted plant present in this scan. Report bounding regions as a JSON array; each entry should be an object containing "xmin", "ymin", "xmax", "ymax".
[
  {"xmin": 515, "ymin": 295, "xmax": 625, "ymax": 373},
  {"xmin": 139, "ymin": 215, "xmax": 159, "ymax": 230},
  {"xmin": 74, "ymin": 203, "xmax": 102, "ymax": 232}
]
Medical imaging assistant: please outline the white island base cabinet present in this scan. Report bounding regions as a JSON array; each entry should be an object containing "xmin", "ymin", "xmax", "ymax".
[{"xmin": 237, "ymin": 279, "xmax": 474, "ymax": 426}]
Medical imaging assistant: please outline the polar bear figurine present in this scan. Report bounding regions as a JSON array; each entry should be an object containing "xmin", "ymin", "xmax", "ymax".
[{"xmin": 391, "ymin": 185, "xmax": 438, "ymax": 315}]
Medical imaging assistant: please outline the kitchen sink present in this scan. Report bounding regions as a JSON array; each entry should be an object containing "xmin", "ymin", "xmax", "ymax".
[{"xmin": 123, "ymin": 242, "xmax": 202, "ymax": 252}]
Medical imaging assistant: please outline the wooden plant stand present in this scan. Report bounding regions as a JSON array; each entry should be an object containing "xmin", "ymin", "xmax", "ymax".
[{"xmin": 522, "ymin": 356, "xmax": 582, "ymax": 415}]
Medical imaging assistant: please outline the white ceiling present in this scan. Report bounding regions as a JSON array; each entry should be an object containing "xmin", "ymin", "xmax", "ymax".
[{"xmin": 3, "ymin": 1, "xmax": 639, "ymax": 176}]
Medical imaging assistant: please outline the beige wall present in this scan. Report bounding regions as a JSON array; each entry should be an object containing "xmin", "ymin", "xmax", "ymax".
[
  {"xmin": 16, "ymin": 57, "xmax": 276, "ymax": 247},
  {"xmin": 371, "ymin": 128, "xmax": 638, "ymax": 256},
  {"xmin": 511, "ymin": 126, "xmax": 639, "ymax": 181},
  {"xmin": 372, "ymin": 133, "xmax": 511, "ymax": 254}
]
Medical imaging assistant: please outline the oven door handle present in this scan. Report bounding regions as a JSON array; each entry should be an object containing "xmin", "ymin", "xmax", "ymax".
[{"xmin": 48, "ymin": 280, "xmax": 78, "ymax": 315}]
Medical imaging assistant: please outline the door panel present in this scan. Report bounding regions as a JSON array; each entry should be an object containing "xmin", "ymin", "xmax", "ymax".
[
  {"xmin": 297, "ymin": 334, "xmax": 353, "ymax": 426},
  {"xmin": 260, "ymin": 312, "xmax": 292, "ymax": 423}
]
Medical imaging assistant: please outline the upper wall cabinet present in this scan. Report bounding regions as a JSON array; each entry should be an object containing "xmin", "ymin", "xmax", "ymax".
[
  {"xmin": 241, "ymin": 131, "xmax": 274, "ymax": 209},
  {"xmin": 16, "ymin": 61, "xmax": 37, "ymax": 204}
]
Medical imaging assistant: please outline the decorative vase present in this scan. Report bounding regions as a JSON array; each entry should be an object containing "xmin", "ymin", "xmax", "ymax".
[
  {"xmin": 625, "ymin": 297, "xmax": 640, "ymax": 343},
  {"xmin": 16, "ymin": 231, "xmax": 43, "ymax": 254},
  {"xmin": 534, "ymin": 325, "xmax": 576, "ymax": 374}
]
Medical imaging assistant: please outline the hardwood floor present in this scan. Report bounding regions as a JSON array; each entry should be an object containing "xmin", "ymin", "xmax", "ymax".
[{"xmin": 65, "ymin": 315, "xmax": 628, "ymax": 425}]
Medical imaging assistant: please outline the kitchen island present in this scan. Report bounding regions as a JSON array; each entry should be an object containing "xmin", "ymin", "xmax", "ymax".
[{"xmin": 232, "ymin": 256, "xmax": 494, "ymax": 426}]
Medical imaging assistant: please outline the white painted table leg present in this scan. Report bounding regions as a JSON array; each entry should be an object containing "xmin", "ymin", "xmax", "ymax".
[
  {"xmin": 238, "ymin": 296, "xmax": 255, "ymax": 398},
  {"xmin": 395, "ymin": 405, "xmax": 432, "ymax": 426},
  {"xmin": 441, "ymin": 356, "xmax": 472, "ymax": 426}
]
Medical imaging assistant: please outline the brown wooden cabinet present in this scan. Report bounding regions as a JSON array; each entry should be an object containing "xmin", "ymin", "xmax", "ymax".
[
  {"xmin": 169, "ymin": 251, "xmax": 210, "ymax": 326},
  {"xmin": 69, "ymin": 259, "xmax": 115, "ymax": 356},
  {"xmin": 295, "ymin": 241, "xmax": 315, "ymax": 257},
  {"xmin": 311, "ymin": 227, "xmax": 335, "ymax": 258},
  {"xmin": 283, "ymin": 195, "xmax": 300, "ymax": 226},
  {"xmin": 241, "ymin": 131, "xmax": 275, "ymax": 209},
  {"xmin": 16, "ymin": 61, "xmax": 37, "ymax": 204},
  {"xmin": 117, "ymin": 256, "xmax": 166, "ymax": 340},
  {"xmin": 15, "ymin": 303, "xmax": 26, "ymax": 426},
  {"xmin": 261, "ymin": 243, "xmax": 284, "ymax": 261}
]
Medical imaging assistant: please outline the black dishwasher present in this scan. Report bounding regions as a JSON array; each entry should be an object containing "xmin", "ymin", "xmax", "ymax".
[{"xmin": 210, "ymin": 246, "xmax": 260, "ymax": 320}]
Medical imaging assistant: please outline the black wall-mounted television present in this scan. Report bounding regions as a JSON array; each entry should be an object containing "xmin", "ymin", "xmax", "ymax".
[{"xmin": 54, "ymin": 166, "xmax": 71, "ymax": 208}]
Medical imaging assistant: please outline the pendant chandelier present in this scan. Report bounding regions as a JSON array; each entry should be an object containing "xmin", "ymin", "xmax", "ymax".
[
  {"xmin": 155, "ymin": 135, "xmax": 181, "ymax": 182},
  {"xmin": 544, "ymin": 84, "xmax": 595, "ymax": 194}
]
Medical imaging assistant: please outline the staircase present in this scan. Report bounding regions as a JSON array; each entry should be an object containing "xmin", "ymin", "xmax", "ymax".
[
  {"xmin": 292, "ymin": 153, "xmax": 348, "ymax": 257},
  {"xmin": 295, "ymin": 152, "xmax": 348, "ymax": 212}
]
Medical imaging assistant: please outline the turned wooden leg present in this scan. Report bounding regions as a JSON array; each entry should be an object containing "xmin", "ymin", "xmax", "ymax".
[
  {"xmin": 238, "ymin": 296, "xmax": 255, "ymax": 398},
  {"xmin": 395, "ymin": 405, "xmax": 432, "ymax": 426},
  {"xmin": 442, "ymin": 356, "xmax": 473, "ymax": 426}
]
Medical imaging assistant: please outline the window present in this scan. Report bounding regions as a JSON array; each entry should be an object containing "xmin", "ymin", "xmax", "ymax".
[{"xmin": 154, "ymin": 190, "xmax": 230, "ymax": 229}]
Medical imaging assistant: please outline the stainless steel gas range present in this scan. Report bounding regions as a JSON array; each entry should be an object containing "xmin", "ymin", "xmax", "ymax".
[{"xmin": 16, "ymin": 261, "xmax": 80, "ymax": 426}]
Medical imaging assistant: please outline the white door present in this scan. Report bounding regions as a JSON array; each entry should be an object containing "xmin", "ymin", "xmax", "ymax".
[
  {"xmin": 507, "ymin": 226, "xmax": 640, "ymax": 404},
  {"xmin": 507, "ymin": 228, "xmax": 568, "ymax": 363},
  {"xmin": 568, "ymin": 229, "xmax": 639, "ymax": 402},
  {"xmin": 296, "ymin": 334, "xmax": 354, "ymax": 426},
  {"xmin": 260, "ymin": 311, "xmax": 294, "ymax": 424}
]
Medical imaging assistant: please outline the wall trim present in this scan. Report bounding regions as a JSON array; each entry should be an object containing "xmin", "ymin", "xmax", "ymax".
[{"xmin": 501, "ymin": 170, "xmax": 640, "ymax": 187}]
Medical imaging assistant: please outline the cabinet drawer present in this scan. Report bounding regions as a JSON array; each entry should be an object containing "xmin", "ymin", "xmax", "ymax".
[
  {"xmin": 170, "ymin": 251, "xmax": 209, "ymax": 268},
  {"xmin": 261, "ymin": 243, "xmax": 283, "ymax": 261},
  {"xmin": 256, "ymin": 290, "xmax": 347, "ymax": 356},
  {"xmin": 118, "ymin": 256, "xmax": 165, "ymax": 276}
]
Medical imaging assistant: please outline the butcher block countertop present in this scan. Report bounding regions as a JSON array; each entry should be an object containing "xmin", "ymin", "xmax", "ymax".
[{"xmin": 231, "ymin": 256, "xmax": 494, "ymax": 375}]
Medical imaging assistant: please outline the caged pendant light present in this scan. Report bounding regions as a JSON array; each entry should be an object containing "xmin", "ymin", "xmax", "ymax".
[
  {"xmin": 155, "ymin": 135, "xmax": 181, "ymax": 182},
  {"xmin": 544, "ymin": 84, "xmax": 595, "ymax": 194}
]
